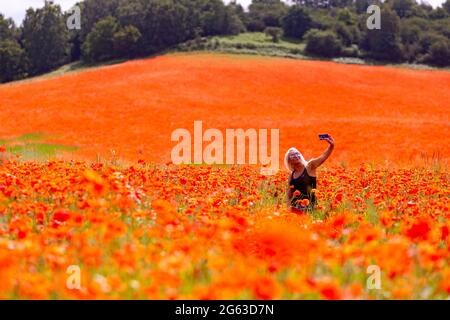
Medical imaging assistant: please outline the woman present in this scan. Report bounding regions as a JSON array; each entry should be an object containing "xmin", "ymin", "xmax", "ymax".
[{"xmin": 285, "ymin": 135, "xmax": 335, "ymax": 212}]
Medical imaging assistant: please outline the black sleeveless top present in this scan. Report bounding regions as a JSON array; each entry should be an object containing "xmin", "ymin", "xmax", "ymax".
[{"xmin": 289, "ymin": 168, "xmax": 317, "ymax": 206}]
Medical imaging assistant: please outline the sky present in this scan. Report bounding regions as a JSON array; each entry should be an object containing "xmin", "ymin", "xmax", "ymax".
[{"xmin": 0, "ymin": 0, "xmax": 446, "ymax": 25}]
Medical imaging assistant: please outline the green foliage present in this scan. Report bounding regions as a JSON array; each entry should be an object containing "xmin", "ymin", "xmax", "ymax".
[
  {"xmin": 400, "ymin": 19, "xmax": 423, "ymax": 61},
  {"xmin": 82, "ymin": 16, "xmax": 119, "ymax": 62},
  {"xmin": 0, "ymin": 40, "xmax": 29, "ymax": 83},
  {"xmin": 427, "ymin": 38, "xmax": 450, "ymax": 66},
  {"xmin": 362, "ymin": 8, "xmax": 405, "ymax": 62},
  {"xmin": 228, "ymin": 1, "xmax": 248, "ymax": 32},
  {"xmin": 0, "ymin": 14, "xmax": 28, "ymax": 83},
  {"xmin": 389, "ymin": 0, "xmax": 416, "ymax": 18},
  {"xmin": 337, "ymin": 8, "xmax": 357, "ymax": 25},
  {"xmin": 429, "ymin": 7, "xmax": 449, "ymax": 20},
  {"xmin": 309, "ymin": 9, "xmax": 336, "ymax": 30},
  {"xmin": 264, "ymin": 27, "xmax": 283, "ymax": 42},
  {"xmin": 355, "ymin": 0, "xmax": 373, "ymax": 14},
  {"xmin": 21, "ymin": 1, "xmax": 70, "ymax": 75},
  {"xmin": 76, "ymin": 0, "xmax": 244, "ymax": 61},
  {"xmin": 433, "ymin": 18, "xmax": 450, "ymax": 39},
  {"xmin": 247, "ymin": 0, "xmax": 289, "ymax": 31},
  {"xmin": 177, "ymin": 32, "xmax": 306, "ymax": 60},
  {"xmin": 341, "ymin": 45, "xmax": 360, "ymax": 58},
  {"xmin": 81, "ymin": 0, "xmax": 248, "ymax": 63},
  {"xmin": 305, "ymin": 29, "xmax": 343, "ymax": 57},
  {"xmin": 140, "ymin": 0, "xmax": 191, "ymax": 51},
  {"xmin": 444, "ymin": 0, "xmax": 450, "ymax": 15},
  {"xmin": 115, "ymin": 0, "xmax": 146, "ymax": 29},
  {"xmin": 113, "ymin": 25, "xmax": 142, "ymax": 58},
  {"xmin": 0, "ymin": 132, "xmax": 78, "ymax": 160},
  {"xmin": 79, "ymin": 0, "xmax": 120, "ymax": 42},
  {"xmin": 197, "ymin": 0, "xmax": 244, "ymax": 36},
  {"xmin": 418, "ymin": 31, "xmax": 447, "ymax": 54},
  {"xmin": 281, "ymin": 5, "xmax": 313, "ymax": 39},
  {"xmin": 221, "ymin": 6, "xmax": 246, "ymax": 35},
  {"xmin": 334, "ymin": 22, "xmax": 356, "ymax": 46},
  {"xmin": 0, "ymin": 13, "xmax": 17, "ymax": 39}
]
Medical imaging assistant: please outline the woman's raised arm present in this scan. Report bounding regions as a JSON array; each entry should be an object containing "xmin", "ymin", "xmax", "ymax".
[{"xmin": 309, "ymin": 135, "xmax": 335, "ymax": 170}]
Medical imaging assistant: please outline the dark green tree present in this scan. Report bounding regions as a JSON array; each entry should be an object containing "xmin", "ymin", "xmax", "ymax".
[
  {"xmin": 115, "ymin": 0, "xmax": 146, "ymax": 29},
  {"xmin": 79, "ymin": 0, "xmax": 120, "ymax": 42},
  {"xmin": 334, "ymin": 22, "xmax": 354, "ymax": 46},
  {"xmin": 389, "ymin": 0, "xmax": 415, "ymax": 18},
  {"xmin": 418, "ymin": 32, "xmax": 447, "ymax": 54},
  {"xmin": 222, "ymin": 6, "xmax": 246, "ymax": 35},
  {"xmin": 0, "ymin": 39, "xmax": 29, "ymax": 83},
  {"xmin": 227, "ymin": 1, "xmax": 248, "ymax": 31},
  {"xmin": 140, "ymin": 0, "xmax": 191, "ymax": 52},
  {"xmin": 0, "ymin": 13, "xmax": 17, "ymax": 40},
  {"xmin": 427, "ymin": 38, "xmax": 450, "ymax": 66},
  {"xmin": 247, "ymin": 0, "xmax": 288, "ymax": 31},
  {"xmin": 264, "ymin": 26, "xmax": 283, "ymax": 42},
  {"xmin": 362, "ymin": 8, "xmax": 404, "ymax": 61},
  {"xmin": 400, "ymin": 18, "xmax": 424, "ymax": 61},
  {"xmin": 21, "ymin": 1, "xmax": 70, "ymax": 75},
  {"xmin": 444, "ymin": 0, "xmax": 450, "ymax": 15},
  {"xmin": 308, "ymin": 8, "xmax": 337, "ymax": 30},
  {"xmin": 0, "ymin": 14, "xmax": 28, "ymax": 83},
  {"xmin": 355, "ymin": 0, "xmax": 372, "ymax": 14},
  {"xmin": 305, "ymin": 29, "xmax": 343, "ymax": 57},
  {"xmin": 82, "ymin": 16, "xmax": 119, "ymax": 62},
  {"xmin": 432, "ymin": 18, "xmax": 450, "ymax": 39},
  {"xmin": 281, "ymin": 6, "xmax": 313, "ymax": 39},
  {"xmin": 113, "ymin": 25, "xmax": 142, "ymax": 58},
  {"xmin": 336, "ymin": 7, "xmax": 357, "ymax": 25},
  {"xmin": 198, "ymin": 0, "xmax": 243, "ymax": 36},
  {"xmin": 429, "ymin": 7, "xmax": 449, "ymax": 19}
]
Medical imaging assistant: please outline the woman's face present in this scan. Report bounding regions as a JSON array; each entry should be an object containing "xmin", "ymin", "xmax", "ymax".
[{"xmin": 289, "ymin": 151, "xmax": 302, "ymax": 167}]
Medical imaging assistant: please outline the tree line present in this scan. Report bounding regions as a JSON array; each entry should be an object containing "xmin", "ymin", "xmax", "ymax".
[{"xmin": 1, "ymin": 0, "xmax": 450, "ymax": 83}]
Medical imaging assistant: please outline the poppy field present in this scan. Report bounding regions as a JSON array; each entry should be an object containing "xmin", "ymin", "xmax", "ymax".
[
  {"xmin": 0, "ymin": 159, "xmax": 449, "ymax": 299},
  {"xmin": 0, "ymin": 53, "xmax": 449, "ymax": 299}
]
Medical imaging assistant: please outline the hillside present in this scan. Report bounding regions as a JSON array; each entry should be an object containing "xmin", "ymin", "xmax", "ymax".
[{"xmin": 0, "ymin": 52, "xmax": 449, "ymax": 166}]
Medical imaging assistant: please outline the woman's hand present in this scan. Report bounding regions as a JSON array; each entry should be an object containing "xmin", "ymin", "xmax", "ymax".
[
  {"xmin": 309, "ymin": 134, "xmax": 335, "ymax": 170},
  {"xmin": 325, "ymin": 135, "xmax": 335, "ymax": 147}
]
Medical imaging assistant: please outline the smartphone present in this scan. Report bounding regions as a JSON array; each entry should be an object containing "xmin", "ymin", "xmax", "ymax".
[{"xmin": 319, "ymin": 134, "xmax": 330, "ymax": 140}]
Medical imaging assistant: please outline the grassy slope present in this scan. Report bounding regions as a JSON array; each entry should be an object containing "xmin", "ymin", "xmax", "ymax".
[
  {"xmin": 215, "ymin": 32, "xmax": 305, "ymax": 50},
  {"xmin": 189, "ymin": 32, "xmax": 449, "ymax": 71},
  {"xmin": 0, "ymin": 132, "xmax": 78, "ymax": 160}
]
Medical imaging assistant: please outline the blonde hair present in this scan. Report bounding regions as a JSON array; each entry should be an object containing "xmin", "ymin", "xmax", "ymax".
[{"xmin": 284, "ymin": 147, "xmax": 308, "ymax": 172}]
